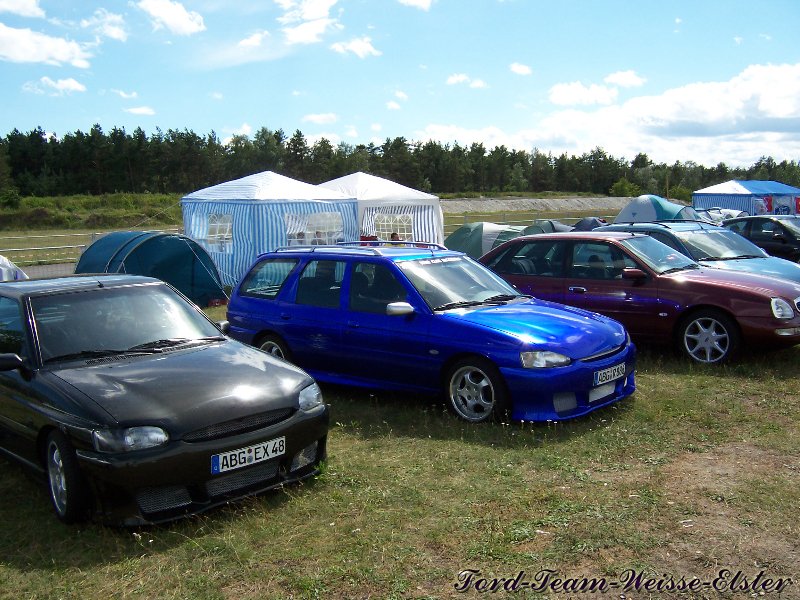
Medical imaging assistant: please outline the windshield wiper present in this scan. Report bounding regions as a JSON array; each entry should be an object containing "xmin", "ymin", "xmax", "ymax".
[
  {"xmin": 128, "ymin": 336, "xmax": 225, "ymax": 351},
  {"xmin": 433, "ymin": 300, "xmax": 485, "ymax": 311},
  {"xmin": 482, "ymin": 293, "xmax": 531, "ymax": 302},
  {"xmin": 661, "ymin": 264, "xmax": 699, "ymax": 274},
  {"xmin": 43, "ymin": 348, "xmax": 162, "ymax": 364}
]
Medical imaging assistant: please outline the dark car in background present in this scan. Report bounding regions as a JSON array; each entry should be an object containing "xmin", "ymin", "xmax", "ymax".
[
  {"xmin": 480, "ymin": 232, "xmax": 800, "ymax": 364},
  {"xmin": 601, "ymin": 221, "xmax": 800, "ymax": 283},
  {"xmin": 722, "ymin": 215, "xmax": 800, "ymax": 262},
  {"xmin": 227, "ymin": 243, "xmax": 636, "ymax": 424},
  {"xmin": 0, "ymin": 275, "xmax": 329, "ymax": 525}
]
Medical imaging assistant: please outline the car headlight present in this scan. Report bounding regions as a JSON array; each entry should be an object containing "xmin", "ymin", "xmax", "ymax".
[
  {"xmin": 299, "ymin": 383, "xmax": 324, "ymax": 411},
  {"xmin": 771, "ymin": 298, "xmax": 795, "ymax": 320},
  {"xmin": 92, "ymin": 426, "xmax": 169, "ymax": 452},
  {"xmin": 520, "ymin": 351, "xmax": 571, "ymax": 368}
]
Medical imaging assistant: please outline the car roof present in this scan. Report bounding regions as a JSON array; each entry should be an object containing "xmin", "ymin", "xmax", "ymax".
[
  {"xmin": 507, "ymin": 231, "xmax": 642, "ymax": 243},
  {"xmin": 262, "ymin": 242, "xmax": 465, "ymax": 262},
  {"xmin": 0, "ymin": 274, "xmax": 162, "ymax": 300},
  {"xmin": 604, "ymin": 221, "xmax": 723, "ymax": 233}
]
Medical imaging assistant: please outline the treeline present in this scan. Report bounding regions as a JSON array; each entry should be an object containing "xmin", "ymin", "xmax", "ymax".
[{"xmin": 1, "ymin": 124, "xmax": 800, "ymax": 205}]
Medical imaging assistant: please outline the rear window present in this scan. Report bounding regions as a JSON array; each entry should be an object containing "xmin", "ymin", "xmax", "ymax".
[{"xmin": 239, "ymin": 258, "xmax": 298, "ymax": 299}]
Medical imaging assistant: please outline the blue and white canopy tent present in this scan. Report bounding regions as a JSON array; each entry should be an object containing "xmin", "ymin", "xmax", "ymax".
[
  {"xmin": 692, "ymin": 180, "xmax": 800, "ymax": 216},
  {"xmin": 318, "ymin": 172, "xmax": 444, "ymax": 244},
  {"xmin": 0, "ymin": 255, "xmax": 27, "ymax": 281},
  {"xmin": 182, "ymin": 171, "xmax": 358, "ymax": 287}
]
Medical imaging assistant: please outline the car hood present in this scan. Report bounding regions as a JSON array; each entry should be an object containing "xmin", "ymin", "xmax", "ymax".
[
  {"xmin": 664, "ymin": 266, "xmax": 800, "ymax": 297},
  {"xmin": 49, "ymin": 341, "xmax": 314, "ymax": 435},
  {"xmin": 699, "ymin": 256, "xmax": 800, "ymax": 284},
  {"xmin": 441, "ymin": 299, "xmax": 628, "ymax": 358}
]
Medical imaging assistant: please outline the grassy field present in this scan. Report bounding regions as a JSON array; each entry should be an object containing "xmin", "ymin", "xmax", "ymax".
[{"xmin": 0, "ymin": 327, "xmax": 797, "ymax": 598}]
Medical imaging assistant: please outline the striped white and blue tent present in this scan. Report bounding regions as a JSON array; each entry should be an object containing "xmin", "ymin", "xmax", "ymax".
[
  {"xmin": 181, "ymin": 171, "xmax": 358, "ymax": 287},
  {"xmin": 692, "ymin": 180, "xmax": 800, "ymax": 216},
  {"xmin": 318, "ymin": 172, "xmax": 444, "ymax": 245}
]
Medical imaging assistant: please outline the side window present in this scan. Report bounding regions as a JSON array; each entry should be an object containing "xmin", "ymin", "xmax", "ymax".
[
  {"xmin": 239, "ymin": 258, "xmax": 298, "ymax": 299},
  {"xmin": 349, "ymin": 262, "xmax": 406, "ymax": 313},
  {"xmin": 487, "ymin": 240, "xmax": 564, "ymax": 277},
  {"xmin": 725, "ymin": 221, "xmax": 748, "ymax": 236},
  {"xmin": 296, "ymin": 260, "xmax": 344, "ymax": 308},
  {"xmin": 649, "ymin": 232, "xmax": 682, "ymax": 251},
  {"xmin": 749, "ymin": 220, "xmax": 776, "ymax": 243},
  {"xmin": 570, "ymin": 243, "xmax": 618, "ymax": 279},
  {"xmin": 0, "ymin": 297, "xmax": 25, "ymax": 355}
]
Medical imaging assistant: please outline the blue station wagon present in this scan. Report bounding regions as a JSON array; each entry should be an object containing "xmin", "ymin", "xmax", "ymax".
[{"xmin": 226, "ymin": 243, "xmax": 636, "ymax": 423}]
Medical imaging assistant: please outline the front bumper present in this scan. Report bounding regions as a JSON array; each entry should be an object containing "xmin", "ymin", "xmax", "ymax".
[
  {"xmin": 501, "ymin": 342, "xmax": 636, "ymax": 422},
  {"xmin": 75, "ymin": 406, "xmax": 330, "ymax": 526}
]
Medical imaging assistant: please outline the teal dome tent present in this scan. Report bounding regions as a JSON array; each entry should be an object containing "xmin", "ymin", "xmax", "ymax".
[{"xmin": 75, "ymin": 231, "xmax": 226, "ymax": 307}]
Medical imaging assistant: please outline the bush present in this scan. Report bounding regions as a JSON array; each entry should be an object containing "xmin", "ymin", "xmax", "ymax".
[
  {"xmin": 0, "ymin": 187, "xmax": 20, "ymax": 209},
  {"xmin": 610, "ymin": 177, "xmax": 641, "ymax": 197}
]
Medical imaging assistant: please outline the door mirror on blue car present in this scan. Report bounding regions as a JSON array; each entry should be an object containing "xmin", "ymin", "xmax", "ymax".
[{"xmin": 386, "ymin": 302, "xmax": 415, "ymax": 316}]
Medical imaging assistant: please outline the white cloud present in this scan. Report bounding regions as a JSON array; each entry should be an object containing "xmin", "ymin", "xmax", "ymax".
[
  {"xmin": 276, "ymin": 0, "xmax": 339, "ymax": 24},
  {"xmin": 345, "ymin": 126, "xmax": 358, "ymax": 137},
  {"xmin": 446, "ymin": 73, "xmax": 469, "ymax": 85},
  {"xmin": 307, "ymin": 131, "xmax": 341, "ymax": 145},
  {"xmin": 397, "ymin": 0, "xmax": 433, "ymax": 10},
  {"xmin": 136, "ymin": 0, "xmax": 206, "ymax": 36},
  {"xmin": 371, "ymin": 123, "xmax": 382, "ymax": 132},
  {"xmin": 604, "ymin": 70, "xmax": 645, "ymax": 88},
  {"xmin": 81, "ymin": 8, "xmax": 127, "ymax": 42},
  {"xmin": 283, "ymin": 18, "xmax": 334, "ymax": 44},
  {"xmin": 0, "ymin": 0, "xmax": 43, "ymax": 17},
  {"xmin": 125, "ymin": 106, "xmax": 155, "ymax": 115},
  {"xmin": 549, "ymin": 81, "xmax": 618, "ymax": 106},
  {"xmin": 210, "ymin": 91, "xmax": 223, "ymax": 100},
  {"xmin": 509, "ymin": 62, "xmax": 532, "ymax": 76},
  {"xmin": 302, "ymin": 112, "xmax": 337, "ymax": 124},
  {"xmin": 420, "ymin": 62, "xmax": 800, "ymax": 167},
  {"xmin": 386, "ymin": 100, "xmax": 401, "ymax": 110},
  {"xmin": 23, "ymin": 76, "xmax": 86, "ymax": 96},
  {"xmin": 395, "ymin": 90, "xmax": 408, "ymax": 101},
  {"xmin": 238, "ymin": 30, "xmax": 270, "ymax": 48},
  {"xmin": 0, "ymin": 23, "xmax": 91, "ymax": 67},
  {"xmin": 734, "ymin": 36, "xmax": 743, "ymax": 45},
  {"xmin": 469, "ymin": 79, "xmax": 487, "ymax": 89},
  {"xmin": 112, "ymin": 89, "xmax": 138, "ymax": 99},
  {"xmin": 330, "ymin": 36, "xmax": 381, "ymax": 58}
]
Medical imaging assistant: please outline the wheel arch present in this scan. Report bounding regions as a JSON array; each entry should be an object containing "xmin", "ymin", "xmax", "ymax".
[{"xmin": 673, "ymin": 304, "xmax": 742, "ymax": 345}]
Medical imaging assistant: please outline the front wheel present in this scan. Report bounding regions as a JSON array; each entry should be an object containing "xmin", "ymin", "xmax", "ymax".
[
  {"xmin": 445, "ymin": 358, "xmax": 510, "ymax": 423},
  {"xmin": 677, "ymin": 309, "xmax": 740, "ymax": 364},
  {"xmin": 45, "ymin": 431, "xmax": 90, "ymax": 523}
]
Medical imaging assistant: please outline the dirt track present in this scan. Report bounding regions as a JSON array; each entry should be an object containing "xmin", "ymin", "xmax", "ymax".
[{"xmin": 440, "ymin": 196, "xmax": 631, "ymax": 214}]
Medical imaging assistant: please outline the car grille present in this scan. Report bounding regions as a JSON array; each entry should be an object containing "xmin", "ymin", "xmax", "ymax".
[
  {"xmin": 183, "ymin": 408, "xmax": 295, "ymax": 442},
  {"xmin": 582, "ymin": 341, "xmax": 627, "ymax": 363},
  {"xmin": 205, "ymin": 461, "xmax": 279, "ymax": 497},
  {"xmin": 136, "ymin": 485, "xmax": 193, "ymax": 514}
]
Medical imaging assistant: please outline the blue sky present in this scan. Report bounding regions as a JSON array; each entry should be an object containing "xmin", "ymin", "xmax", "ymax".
[{"xmin": 1, "ymin": 0, "xmax": 799, "ymax": 167}]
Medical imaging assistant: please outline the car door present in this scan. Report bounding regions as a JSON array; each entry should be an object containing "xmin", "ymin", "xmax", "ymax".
[
  {"xmin": 279, "ymin": 259, "xmax": 347, "ymax": 375},
  {"xmin": 559, "ymin": 241, "xmax": 665, "ymax": 337},
  {"xmin": 0, "ymin": 295, "xmax": 40, "ymax": 465},
  {"xmin": 339, "ymin": 261, "xmax": 436, "ymax": 390},
  {"xmin": 745, "ymin": 219, "xmax": 797, "ymax": 260},
  {"xmin": 482, "ymin": 238, "xmax": 567, "ymax": 304}
]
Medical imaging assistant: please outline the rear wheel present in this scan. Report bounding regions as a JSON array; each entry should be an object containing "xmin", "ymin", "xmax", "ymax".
[
  {"xmin": 257, "ymin": 334, "xmax": 292, "ymax": 362},
  {"xmin": 445, "ymin": 358, "xmax": 510, "ymax": 423},
  {"xmin": 45, "ymin": 431, "xmax": 90, "ymax": 523},
  {"xmin": 678, "ymin": 309, "xmax": 740, "ymax": 364}
]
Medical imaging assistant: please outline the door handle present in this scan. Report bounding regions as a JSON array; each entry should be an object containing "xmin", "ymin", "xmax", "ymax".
[
  {"xmin": 280, "ymin": 312, "xmax": 291, "ymax": 320},
  {"xmin": 568, "ymin": 286, "xmax": 587, "ymax": 294}
]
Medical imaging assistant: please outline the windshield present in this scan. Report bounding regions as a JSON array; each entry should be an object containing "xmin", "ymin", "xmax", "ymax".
[
  {"xmin": 32, "ymin": 283, "xmax": 222, "ymax": 363},
  {"xmin": 675, "ymin": 229, "xmax": 767, "ymax": 260},
  {"xmin": 777, "ymin": 218, "xmax": 800, "ymax": 237},
  {"xmin": 619, "ymin": 236, "xmax": 699, "ymax": 274},
  {"xmin": 398, "ymin": 255, "xmax": 520, "ymax": 309}
]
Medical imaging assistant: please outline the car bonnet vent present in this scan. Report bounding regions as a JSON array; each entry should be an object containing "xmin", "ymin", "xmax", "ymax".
[{"xmin": 183, "ymin": 408, "xmax": 295, "ymax": 442}]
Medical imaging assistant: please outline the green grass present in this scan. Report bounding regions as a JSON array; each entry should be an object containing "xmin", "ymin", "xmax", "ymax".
[{"xmin": 0, "ymin": 343, "xmax": 797, "ymax": 599}]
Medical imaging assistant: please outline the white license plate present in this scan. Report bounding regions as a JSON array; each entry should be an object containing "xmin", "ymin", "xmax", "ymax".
[
  {"xmin": 211, "ymin": 436, "xmax": 285, "ymax": 474},
  {"xmin": 593, "ymin": 363, "xmax": 626, "ymax": 386}
]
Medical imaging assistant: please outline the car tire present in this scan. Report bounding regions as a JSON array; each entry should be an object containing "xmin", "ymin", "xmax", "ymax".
[
  {"xmin": 677, "ymin": 309, "xmax": 740, "ymax": 364},
  {"xmin": 257, "ymin": 334, "xmax": 293, "ymax": 362},
  {"xmin": 45, "ymin": 431, "xmax": 89, "ymax": 523},
  {"xmin": 445, "ymin": 358, "xmax": 510, "ymax": 423}
]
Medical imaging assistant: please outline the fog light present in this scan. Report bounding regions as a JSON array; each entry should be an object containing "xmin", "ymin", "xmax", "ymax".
[
  {"xmin": 290, "ymin": 441, "xmax": 318, "ymax": 472},
  {"xmin": 775, "ymin": 327, "xmax": 800, "ymax": 336},
  {"xmin": 553, "ymin": 392, "xmax": 577, "ymax": 415}
]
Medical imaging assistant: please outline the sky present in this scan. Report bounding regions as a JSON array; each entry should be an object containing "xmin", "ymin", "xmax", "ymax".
[{"xmin": 1, "ymin": 0, "xmax": 799, "ymax": 168}]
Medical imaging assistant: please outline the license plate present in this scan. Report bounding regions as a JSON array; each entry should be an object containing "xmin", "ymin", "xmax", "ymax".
[
  {"xmin": 210, "ymin": 436, "xmax": 285, "ymax": 474},
  {"xmin": 593, "ymin": 363, "xmax": 626, "ymax": 386}
]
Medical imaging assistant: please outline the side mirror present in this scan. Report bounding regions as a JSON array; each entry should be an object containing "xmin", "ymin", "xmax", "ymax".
[
  {"xmin": 216, "ymin": 320, "xmax": 231, "ymax": 334},
  {"xmin": 621, "ymin": 268, "xmax": 647, "ymax": 281},
  {"xmin": 0, "ymin": 353, "xmax": 24, "ymax": 371},
  {"xmin": 386, "ymin": 302, "xmax": 415, "ymax": 316}
]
